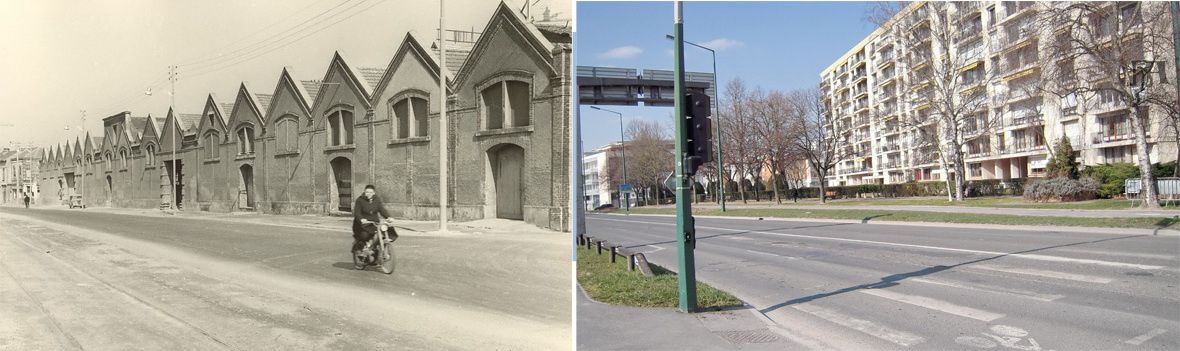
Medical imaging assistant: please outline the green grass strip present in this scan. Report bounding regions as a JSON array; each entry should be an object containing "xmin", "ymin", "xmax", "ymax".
[{"xmin": 577, "ymin": 246, "xmax": 741, "ymax": 309}]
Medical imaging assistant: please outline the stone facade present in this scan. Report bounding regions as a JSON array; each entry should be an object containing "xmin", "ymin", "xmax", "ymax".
[{"xmin": 35, "ymin": 2, "xmax": 571, "ymax": 231}]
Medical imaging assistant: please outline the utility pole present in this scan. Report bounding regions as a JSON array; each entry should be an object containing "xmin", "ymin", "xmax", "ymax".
[
  {"xmin": 1171, "ymin": 2, "xmax": 1179, "ymax": 110},
  {"xmin": 169, "ymin": 65, "xmax": 178, "ymax": 211},
  {"xmin": 439, "ymin": 0, "xmax": 449, "ymax": 232},
  {"xmin": 590, "ymin": 106, "xmax": 628, "ymax": 212},
  {"xmin": 672, "ymin": 0, "xmax": 697, "ymax": 313},
  {"xmin": 79, "ymin": 109, "xmax": 86, "ymax": 208}
]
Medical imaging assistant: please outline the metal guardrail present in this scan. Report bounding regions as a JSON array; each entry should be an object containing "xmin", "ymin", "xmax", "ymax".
[{"xmin": 577, "ymin": 234, "xmax": 654, "ymax": 276}]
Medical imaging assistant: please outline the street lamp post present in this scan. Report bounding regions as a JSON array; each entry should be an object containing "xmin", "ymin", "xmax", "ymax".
[
  {"xmin": 665, "ymin": 34, "xmax": 725, "ymax": 212},
  {"xmin": 590, "ymin": 106, "xmax": 628, "ymax": 213}
]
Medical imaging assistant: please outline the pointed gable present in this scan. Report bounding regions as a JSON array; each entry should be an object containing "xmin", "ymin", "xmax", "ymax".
[
  {"xmin": 452, "ymin": 1, "xmax": 557, "ymax": 88},
  {"xmin": 63, "ymin": 141, "xmax": 74, "ymax": 165},
  {"xmin": 139, "ymin": 114, "xmax": 162, "ymax": 147},
  {"xmin": 198, "ymin": 94, "xmax": 229, "ymax": 141},
  {"xmin": 158, "ymin": 108, "xmax": 191, "ymax": 153},
  {"xmin": 370, "ymin": 32, "xmax": 452, "ymax": 105},
  {"xmin": 72, "ymin": 138, "xmax": 83, "ymax": 162},
  {"xmin": 315, "ymin": 51, "xmax": 378, "ymax": 109},
  {"xmin": 100, "ymin": 132, "xmax": 114, "ymax": 156},
  {"xmin": 226, "ymin": 82, "xmax": 269, "ymax": 133},
  {"xmin": 267, "ymin": 67, "xmax": 315, "ymax": 127}
]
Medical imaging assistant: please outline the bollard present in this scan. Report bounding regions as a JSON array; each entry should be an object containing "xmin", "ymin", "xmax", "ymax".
[
  {"xmin": 596, "ymin": 240, "xmax": 603, "ymax": 255},
  {"xmin": 585, "ymin": 236, "xmax": 593, "ymax": 249},
  {"xmin": 609, "ymin": 246, "xmax": 618, "ymax": 263},
  {"xmin": 628, "ymin": 254, "xmax": 636, "ymax": 271}
]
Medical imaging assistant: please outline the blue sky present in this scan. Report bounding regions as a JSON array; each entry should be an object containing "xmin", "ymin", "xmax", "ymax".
[{"xmin": 576, "ymin": 1, "xmax": 880, "ymax": 150}]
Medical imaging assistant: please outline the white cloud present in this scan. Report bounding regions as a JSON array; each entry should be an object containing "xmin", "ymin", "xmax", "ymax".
[
  {"xmin": 598, "ymin": 45, "xmax": 643, "ymax": 59},
  {"xmin": 699, "ymin": 38, "xmax": 744, "ymax": 51}
]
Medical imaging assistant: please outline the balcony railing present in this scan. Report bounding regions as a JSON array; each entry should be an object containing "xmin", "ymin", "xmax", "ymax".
[
  {"xmin": 1011, "ymin": 140, "xmax": 1046, "ymax": 152},
  {"xmin": 880, "ymin": 143, "xmax": 902, "ymax": 152},
  {"xmin": 1092, "ymin": 130, "xmax": 1135, "ymax": 144},
  {"xmin": 1011, "ymin": 113, "xmax": 1043, "ymax": 126}
]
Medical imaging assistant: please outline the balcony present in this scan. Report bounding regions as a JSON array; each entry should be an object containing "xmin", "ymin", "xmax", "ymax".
[
  {"xmin": 1092, "ymin": 130, "xmax": 1136, "ymax": 144},
  {"xmin": 880, "ymin": 143, "xmax": 902, "ymax": 153},
  {"xmin": 1011, "ymin": 140, "xmax": 1046, "ymax": 153},
  {"xmin": 1010, "ymin": 113, "xmax": 1043, "ymax": 127},
  {"xmin": 879, "ymin": 160, "xmax": 902, "ymax": 170}
]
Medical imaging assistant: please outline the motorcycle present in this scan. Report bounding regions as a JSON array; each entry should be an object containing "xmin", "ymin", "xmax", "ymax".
[{"xmin": 353, "ymin": 219, "xmax": 397, "ymax": 274}]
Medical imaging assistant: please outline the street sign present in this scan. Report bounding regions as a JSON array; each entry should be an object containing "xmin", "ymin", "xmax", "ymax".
[
  {"xmin": 661, "ymin": 172, "xmax": 675, "ymax": 191},
  {"xmin": 620, "ymin": 183, "xmax": 633, "ymax": 193}
]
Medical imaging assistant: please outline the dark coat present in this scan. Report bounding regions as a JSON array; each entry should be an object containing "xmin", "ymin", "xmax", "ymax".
[{"xmin": 352, "ymin": 195, "xmax": 390, "ymax": 236}]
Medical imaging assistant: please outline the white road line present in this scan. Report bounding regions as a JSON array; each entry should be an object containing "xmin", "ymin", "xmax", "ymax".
[
  {"xmin": 745, "ymin": 249, "xmax": 799, "ymax": 259},
  {"xmin": 725, "ymin": 236, "xmax": 754, "ymax": 240},
  {"xmin": 1125, "ymin": 328, "xmax": 1168, "ymax": 345},
  {"xmin": 968, "ymin": 265, "xmax": 1113, "ymax": 284},
  {"xmin": 1053, "ymin": 247, "xmax": 1177, "ymax": 261},
  {"xmin": 591, "ymin": 217, "xmax": 1165, "ymax": 270},
  {"xmin": 792, "ymin": 303, "xmax": 926, "ymax": 347},
  {"xmin": 643, "ymin": 245, "xmax": 665, "ymax": 253},
  {"xmin": 859, "ymin": 288, "xmax": 1005, "ymax": 322},
  {"xmin": 910, "ymin": 277, "xmax": 1064, "ymax": 302}
]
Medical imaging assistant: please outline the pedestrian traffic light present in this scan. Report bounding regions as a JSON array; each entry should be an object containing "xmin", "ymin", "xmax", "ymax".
[{"xmin": 683, "ymin": 91, "xmax": 712, "ymax": 175}]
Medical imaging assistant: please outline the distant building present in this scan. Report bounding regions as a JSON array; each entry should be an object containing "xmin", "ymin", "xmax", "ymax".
[
  {"xmin": 0, "ymin": 147, "xmax": 41, "ymax": 204},
  {"xmin": 36, "ymin": 2, "xmax": 571, "ymax": 231}
]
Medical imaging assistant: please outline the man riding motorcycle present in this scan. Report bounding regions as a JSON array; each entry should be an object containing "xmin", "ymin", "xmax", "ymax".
[{"xmin": 352, "ymin": 185, "xmax": 396, "ymax": 259}]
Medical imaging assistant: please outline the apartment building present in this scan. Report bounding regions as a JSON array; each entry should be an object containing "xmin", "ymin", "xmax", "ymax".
[
  {"xmin": 820, "ymin": 1, "xmax": 1177, "ymax": 186},
  {"xmin": 581, "ymin": 142, "xmax": 640, "ymax": 210}
]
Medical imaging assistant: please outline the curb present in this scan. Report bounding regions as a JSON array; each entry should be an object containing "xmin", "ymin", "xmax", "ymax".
[{"xmin": 597, "ymin": 213, "xmax": 1180, "ymax": 236}]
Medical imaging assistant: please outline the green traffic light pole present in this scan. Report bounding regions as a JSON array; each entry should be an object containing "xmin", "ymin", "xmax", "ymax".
[
  {"xmin": 672, "ymin": 0, "xmax": 698, "ymax": 313},
  {"xmin": 664, "ymin": 34, "xmax": 725, "ymax": 212},
  {"xmin": 590, "ymin": 106, "xmax": 628, "ymax": 213}
]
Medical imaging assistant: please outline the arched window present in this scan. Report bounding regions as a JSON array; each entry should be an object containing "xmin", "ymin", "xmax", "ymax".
[
  {"xmin": 480, "ymin": 78, "xmax": 531, "ymax": 130},
  {"xmin": 120, "ymin": 149, "xmax": 128, "ymax": 169},
  {"xmin": 276, "ymin": 118, "xmax": 298, "ymax": 152},
  {"xmin": 205, "ymin": 132, "xmax": 219, "ymax": 160},
  {"xmin": 145, "ymin": 145, "xmax": 156, "ymax": 166},
  {"xmin": 327, "ymin": 109, "xmax": 354, "ymax": 146},
  {"xmin": 391, "ymin": 94, "xmax": 429, "ymax": 139},
  {"xmin": 237, "ymin": 127, "xmax": 255, "ymax": 155}
]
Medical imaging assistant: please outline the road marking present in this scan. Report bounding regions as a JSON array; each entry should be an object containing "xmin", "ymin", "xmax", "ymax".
[
  {"xmin": 1125, "ymin": 328, "xmax": 1168, "ymax": 345},
  {"xmin": 643, "ymin": 245, "xmax": 665, "ymax": 253},
  {"xmin": 744, "ymin": 249, "xmax": 798, "ymax": 259},
  {"xmin": 859, "ymin": 288, "xmax": 1005, "ymax": 322},
  {"xmin": 792, "ymin": 303, "xmax": 926, "ymax": 347},
  {"xmin": 968, "ymin": 265, "xmax": 1112, "ymax": 284},
  {"xmin": 910, "ymin": 277, "xmax": 1064, "ymax": 302},
  {"xmin": 1053, "ymin": 248, "xmax": 1177, "ymax": 261},
  {"xmin": 725, "ymin": 236, "xmax": 755, "ymax": 240},
  {"xmin": 591, "ymin": 217, "xmax": 1165, "ymax": 270}
]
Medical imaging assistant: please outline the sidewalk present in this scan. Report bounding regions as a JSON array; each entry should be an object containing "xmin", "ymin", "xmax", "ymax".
[
  {"xmin": 655, "ymin": 202, "xmax": 1180, "ymax": 218},
  {"xmin": 577, "ymin": 288, "xmax": 811, "ymax": 350},
  {"xmin": 7, "ymin": 203, "xmax": 556, "ymax": 236}
]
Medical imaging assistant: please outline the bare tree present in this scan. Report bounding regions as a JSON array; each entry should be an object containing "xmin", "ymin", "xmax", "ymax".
[
  {"xmin": 598, "ymin": 119, "xmax": 674, "ymax": 207},
  {"xmin": 789, "ymin": 87, "xmax": 846, "ymax": 203},
  {"xmin": 890, "ymin": 2, "xmax": 995, "ymax": 201},
  {"xmin": 863, "ymin": 1, "xmax": 909, "ymax": 28},
  {"xmin": 723, "ymin": 78, "xmax": 761, "ymax": 204},
  {"xmin": 1041, "ymin": 1, "xmax": 1175, "ymax": 207},
  {"xmin": 749, "ymin": 89, "xmax": 801, "ymax": 204}
]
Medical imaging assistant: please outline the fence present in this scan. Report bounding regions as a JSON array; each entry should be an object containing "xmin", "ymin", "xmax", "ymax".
[{"xmin": 577, "ymin": 234, "xmax": 654, "ymax": 276}]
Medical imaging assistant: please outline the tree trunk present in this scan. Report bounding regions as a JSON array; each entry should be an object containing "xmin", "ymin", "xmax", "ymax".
[
  {"xmin": 818, "ymin": 167, "xmax": 829, "ymax": 203},
  {"xmin": 772, "ymin": 174, "xmax": 782, "ymax": 205},
  {"xmin": 1132, "ymin": 105, "xmax": 1160, "ymax": 208},
  {"xmin": 936, "ymin": 152, "xmax": 954, "ymax": 201}
]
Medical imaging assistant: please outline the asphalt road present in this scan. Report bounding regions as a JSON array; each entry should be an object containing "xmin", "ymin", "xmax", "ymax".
[
  {"xmin": 586, "ymin": 213, "xmax": 1180, "ymax": 350},
  {"xmin": 0, "ymin": 207, "xmax": 569, "ymax": 350}
]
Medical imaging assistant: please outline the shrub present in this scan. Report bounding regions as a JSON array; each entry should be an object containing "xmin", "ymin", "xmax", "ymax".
[
  {"xmin": 1023, "ymin": 177, "xmax": 1099, "ymax": 202},
  {"xmin": 1046, "ymin": 137, "xmax": 1080, "ymax": 179},
  {"xmin": 856, "ymin": 184, "xmax": 882, "ymax": 194},
  {"xmin": 1082, "ymin": 163, "xmax": 1139, "ymax": 198}
]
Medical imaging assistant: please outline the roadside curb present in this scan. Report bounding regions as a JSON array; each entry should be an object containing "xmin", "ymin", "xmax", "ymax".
[{"xmin": 597, "ymin": 213, "xmax": 1180, "ymax": 236}]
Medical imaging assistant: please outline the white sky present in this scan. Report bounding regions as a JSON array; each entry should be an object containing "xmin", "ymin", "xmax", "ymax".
[{"xmin": 0, "ymin": 0, "xmax": 570, "ymax": 149}]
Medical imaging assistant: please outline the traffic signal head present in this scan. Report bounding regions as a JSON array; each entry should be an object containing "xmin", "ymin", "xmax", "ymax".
[{"xmin": 684, "ymin": 91, "xmax": 713, "ymax": 175}]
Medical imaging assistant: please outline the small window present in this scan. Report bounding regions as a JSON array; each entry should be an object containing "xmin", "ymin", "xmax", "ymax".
[
  {"xmin": 480, "ymin": 79, "xmax": 532, "ymax": 130},
  {"xmin": 237, "ymin": 127, "xmax": 255, "ymax": 155},
  {"xmin": 276, "ymin": 119, "xmax": 298, "ymax": 152},
  {"xmin": 205, "ymin": 133, "xmax": 218, "ymax": 159},
  {"xmin": 391, "ymin": 95, "xmax": 430, "ymax": 139},
  {"xmin": 145, "ymin": 145, "xmax": 155, "ymax": 166},
  {"xmin": 327, "ymin": 110, "xmax": 354, "ymax": 146}
]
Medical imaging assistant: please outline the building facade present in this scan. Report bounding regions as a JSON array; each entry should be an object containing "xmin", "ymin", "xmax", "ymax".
[
  {"xmin": 821, "ymin": 1, "xmax": 1177, "ymax": 186},
  {"xmin": 36, "ymin": 3, "xmax": 571, "ymax": 231},
  {"xmin": 0, "ymin": 147, "xmax": 41, "ymax": 204}
]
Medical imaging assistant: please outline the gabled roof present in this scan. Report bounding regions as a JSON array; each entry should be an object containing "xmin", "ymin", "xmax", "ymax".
[
  {"xmin": 197, "ymin": 94, "xmax": 229, "ymax": 136},
  {"xmin": 139, "ymin": 114, "xmax": 162, "ymax": 145},
  {"xmin": 255, "ymin": 94, "xmax": 273, "ymax": 114},
  {"xmin": 127, "ymin": 117, "xmax": 149, "ymax": 141},
  {"xmin": 267, "ymin": 67, "xmax": 315, "ymax": 122},
  {"xmin": 370, "ymin": 32, "xmax": 453, "ymax": 102},
  {"xmin": 316, "ymin": 51, "xmax": 379, "ymax": 106},
  {"xmin": 63, "ymin": 141, "xmax": 74, "ymax": 162},
  {"xmin": 72, "ymin": 138, "xmax": 82, "ymax": 160},
  {"xmin": 301, "ymin": 80, "xmax": 322, "ymax": 103},
  {"xmin": 226, "ymin": 82, "xmax": 271, "ymax": 133},
  {"xmin": 452, "ymin": 1, "xmax": 557, "ymax": 88}
]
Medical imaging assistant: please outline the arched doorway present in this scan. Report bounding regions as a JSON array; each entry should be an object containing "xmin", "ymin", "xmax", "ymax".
[
  {"xmin": 486, "ymin": 144, "xmax": 524, "ymax": 220},
  {"xmin": 329, "ymin": 157, "xmax": 352, "ymax": 212},
  {"xmin": 238, "ymin": 164, "xmax": 255, "ymax": 210},
  {"xmin": 105, "ymin": 175, "xmax": 113, "ymax": 206}
]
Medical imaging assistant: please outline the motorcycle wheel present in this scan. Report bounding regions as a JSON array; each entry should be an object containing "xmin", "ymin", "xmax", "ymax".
[
  {"xmin": 352, "ymin": 240, "xmax": 365, "ymax": 270},
  {"xmin": 378, "ymin": 241, "xmax": 396, "ymax": 274}
]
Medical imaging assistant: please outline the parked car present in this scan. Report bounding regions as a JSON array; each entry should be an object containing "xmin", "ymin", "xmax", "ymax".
[{"xmin": 593, "ymin": 204, "xmax": 615, "ymax": 211}]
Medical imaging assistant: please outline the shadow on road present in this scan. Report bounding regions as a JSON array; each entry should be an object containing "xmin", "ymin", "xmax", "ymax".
[{"xmin": 758, "ymin": 234, "xmax": 1148, "ymax": 314}]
